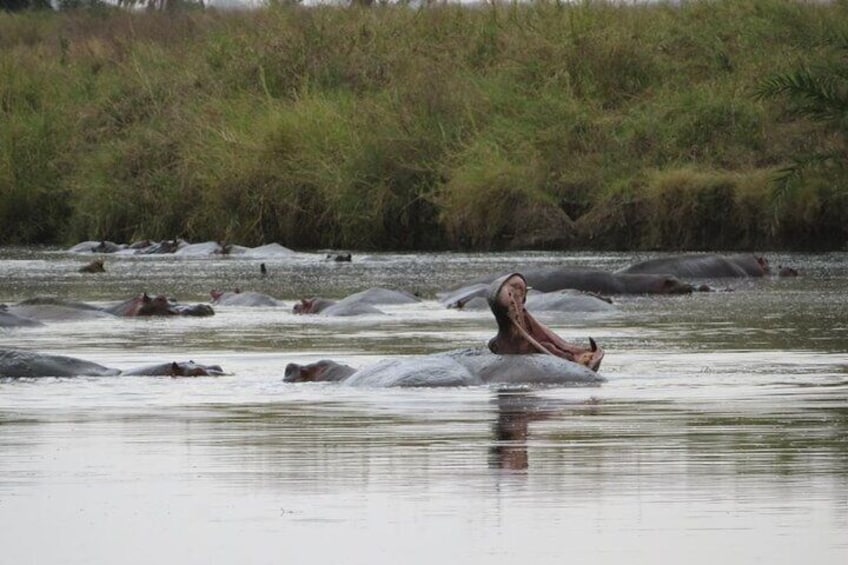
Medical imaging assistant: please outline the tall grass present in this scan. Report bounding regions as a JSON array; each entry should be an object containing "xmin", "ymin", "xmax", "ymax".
[{"xmin": 1, "ymin": 1, "xmax": 846, "ymax": 250}]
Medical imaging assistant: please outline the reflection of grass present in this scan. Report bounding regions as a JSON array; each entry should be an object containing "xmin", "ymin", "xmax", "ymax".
[
  {"xmin": 2, "ymin": 2, "xmax": 847, "ymax": 249},
  {"xmin": 542, "ymin": 400, "xmax": 848, "ymax": 477}
]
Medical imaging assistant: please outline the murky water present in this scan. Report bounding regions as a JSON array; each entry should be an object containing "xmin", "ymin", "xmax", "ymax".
[{"xmin": 1, "ymin": 247, "xmax": 846, "ymax": 564}]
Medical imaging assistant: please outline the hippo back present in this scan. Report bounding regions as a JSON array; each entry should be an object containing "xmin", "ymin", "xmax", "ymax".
[
  {"xmin": 450, "ymin": 349, "xmax": 606, "ymax": 386},
  {"xmin": 0, "ymin": 349, "xmax": 120, "ymax": 378},
  {"xmin": 342, "ymin": 355, "xmax": 479, "ymax": 387}
]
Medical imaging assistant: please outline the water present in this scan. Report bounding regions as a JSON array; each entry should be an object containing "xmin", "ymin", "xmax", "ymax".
[{"xmin": 1, "ymin": 247, "xmax": 847, "ymax": 564}]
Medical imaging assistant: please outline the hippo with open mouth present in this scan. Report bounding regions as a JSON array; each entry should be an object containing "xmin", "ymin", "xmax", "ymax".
[{"xmin": 486, "ymin": 272, "xmax": 604, "ymax": 372}]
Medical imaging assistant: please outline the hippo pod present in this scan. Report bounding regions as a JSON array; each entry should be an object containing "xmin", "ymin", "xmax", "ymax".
[
  {"xmin": 286, "ymin": 272, "xmax": 606, "ymax": 388},
  {"xmin": 284, "ymin": 348, "xmax": 604, "ymax": 388},
  {"xmin": 0, "ymin": 349, "xmax": 225, "ymax": 378},
  {"xmin": 67, "ymin": 239, "xmax": 299, "ymax": 258}
]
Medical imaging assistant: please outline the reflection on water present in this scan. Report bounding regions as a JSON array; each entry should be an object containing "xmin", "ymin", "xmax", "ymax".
[{"xmin": 1, "ymin": 248, "xmax": 847, "ymax": 564}]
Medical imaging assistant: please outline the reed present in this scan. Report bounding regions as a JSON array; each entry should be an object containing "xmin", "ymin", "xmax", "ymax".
[{"xmin": 0, "ymin": 1, "xmax": 846, "ymax": 250}]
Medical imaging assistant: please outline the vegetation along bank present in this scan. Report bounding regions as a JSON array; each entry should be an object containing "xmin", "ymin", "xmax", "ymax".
[{"xmin": 1, "ymin": 0, "xmax": 847, "ymax": 251}]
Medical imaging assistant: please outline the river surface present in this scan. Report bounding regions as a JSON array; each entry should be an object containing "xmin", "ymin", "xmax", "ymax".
[{"xmin": 1, "ymin": 247, "xmax": 846, "ymax": 564}]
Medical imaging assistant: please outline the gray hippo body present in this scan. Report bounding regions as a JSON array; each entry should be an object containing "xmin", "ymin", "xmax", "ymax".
[
  {"xmin": 340, "ymin": 288, "xmax": 421, "ymax": 306},
  {"xmin": 0, "ymin": 349, "xmax": 224, "ymax": 378},
  {"xmin": 293, "ymin": 287, "xmax": 418, "ymax": 317},
  {"xmin": 6, "ymin": 297, "xmax": 115, "ymax": 322},
  {"xmin": 0, "ymin": 349, "xmax": 121, "ymax": 377},
  {"xmin": 0, "ymin": 307, "xmax": 45, "ymax": 328},
  {"xmin": 442, "ymin": 286, "xmax": 615, "ymax": 313},
  {"xmin": 210, "ymin": 290, "xmax": 284, "ymax": 307},
  {"xmin": 520, "ymin": 268, "xmax": 693, "ymax": 295},
  {"xmin": 104, "ymin": 294, "xmax": 214, "ymax": 317},
  {"xmin": 285, "ymin": 348, "xmax": 604, "ymax": 388},
  {"xmin": 618, "ymin": 253, "xmax": 770, "ymax": 278},
  {"xmin": 6, "ymin": 295, "xmax": 213, "ymax": 321}
]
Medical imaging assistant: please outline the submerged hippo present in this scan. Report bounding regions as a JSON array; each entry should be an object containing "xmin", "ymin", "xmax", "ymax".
[
  {"xmin": 285, "ymin": 349, "xmax": 603, "ymax": 387},
  {"xmin": 4, "ymin": 295, "xmax": 213, "ymax": 321},
  {"xmin": 210, "ymin": 289, "xmax": 284, "ymax": 307},
  {"xmin": 293, "ymin": 287, "xmax": 418, "ymax": 317},
  {"xmin": 618, "ymin": 253, "xmax": 772, "ymax": 278},
  {"xmin": 441, "ymin": 284, "xmax": 615, "ymax": 313},
  {"xmin": 0, "ymin": 348, "xmax": 224, "ymax": 378},
  {"xmin": 105, "ymin": 293, "xmax": 214, "ymax": 317},
  {"xmin": 79, "ymin": 259, "xmax": 105, "ymax": 273},
  {"xmin": 448, "ymin": 268, "xmax": 693, "ymax": 296},
  {"xmin": 5, "ymin": 297, "xmax": 114, "ymax": 322},
  {"xmin": 285, "ymin": 273, "xmax": 605, "ymax": 387},
  {"xmin": 0, "ymin": 306, "xmax": 45, "ymax": 328}
]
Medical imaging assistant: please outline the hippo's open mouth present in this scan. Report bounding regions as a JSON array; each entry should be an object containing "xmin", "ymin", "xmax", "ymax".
[{"xmin": 487, "ymin": 273, "xmax": 604, "ymax": 371}]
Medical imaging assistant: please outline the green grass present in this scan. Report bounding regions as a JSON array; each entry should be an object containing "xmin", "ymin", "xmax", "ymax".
[{"xmin": 1, "ymin": 1, "xmax": 847, "ymax": 250}]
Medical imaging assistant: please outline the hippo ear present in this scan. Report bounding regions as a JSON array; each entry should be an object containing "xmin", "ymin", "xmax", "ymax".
[
  {"xmin": 170, "ymin": 361, "xmax": 181, "ymax": 376},
  {"xmin": 142, "ymin": 293, "xmax": 151, "ymax": 302}
]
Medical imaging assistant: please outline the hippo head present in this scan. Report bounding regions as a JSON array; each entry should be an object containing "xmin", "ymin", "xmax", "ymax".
[
  {"xmin": 756, "ymin": 256, "xmax": 771, "ymax": 275},
  {"xmin": 167, "ymin": 361, "xmax": 225, "ymax": 377},
  {"xmin": 655, "ymin": 276, "xmax": 695, "ymax": 294},
  {"xmin": 136, "ymin": 294, "xmax": 178, "ymax": 316},
  {"xmin": 486, "ymin": 273, "xmax": 604, "ymax": 371},
  {"xmin": 292, "ymin": 299, "xmax": 313, "ymax": 315},
  {"xmin": 79, "ymin": 259, "xmax": 105, "ymax": 273},
  {"xmin": 284, "ymin": 360, "xmax": 356, "ymax": 383}
]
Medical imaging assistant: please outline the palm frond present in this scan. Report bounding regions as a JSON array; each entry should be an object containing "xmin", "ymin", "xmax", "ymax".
[{"xmin": 755, "ymin": 68, "xmax": 848, "ymax": 123}]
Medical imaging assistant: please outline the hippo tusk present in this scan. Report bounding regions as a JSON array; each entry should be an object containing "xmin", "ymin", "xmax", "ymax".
[{"xmin": 509, "ymin": 317, "xmax": 557, "ymax": 357}]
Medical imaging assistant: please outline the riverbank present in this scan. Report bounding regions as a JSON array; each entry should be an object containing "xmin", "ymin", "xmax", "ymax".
[{"xmin": 1, "ymin": 1, "xmax": 847, "ymax": 250}]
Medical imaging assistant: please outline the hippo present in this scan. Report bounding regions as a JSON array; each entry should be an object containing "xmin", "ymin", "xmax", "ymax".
[
  {"xmin": 79, "ymin": 259, "xmax": 105, "ymax": 273},
  {"xmin": 0, "ymin": 348, "xmax": 224, "ymax": 378},
  {"xmin": 618, "ymin": 253, "xmax": 772, "ymax": 278},
  {"xmin": 487, "ymin": 273, "xmax": 604, "ymax": 370},
  {"xmin": 120, "ymin": 360, "xmax": 225, "ymax": 377},
  {"xmin": 133, "ymin": 239, "xmax": 187, "ymax": 255},
  {"xmin": 6, "ymin": 297, "xmax": 114, "ymax": 321},
  {"xmin": 0, "ymin": 306, "xmax": 45, "ymax": 328},
  {"xmin": 293, "ymin": 297, "xmax": 352, "ymax": 315},
  {"xmin": 285, "ymin": 272, "xmax": 605, "ymax": 387},
  {"xmin": 313, "ymin": 300, "xmax": 383, "ymax": 317},
  {"xmin": 174, "ymin": 241, "xmax": 251, "ymax": 256},
  {"xmin": 441, "ymin": 284, "xmax": 614, "ymax": 313},
  {"xmin": 293, "ymin": 287, "xmax": 419, "ymax": 317},
  {"xmin": 448, "ymin": 268, "xmax": 694, "ymax": 296},
  {"xmin": 210, "ymin": 289, "xmax": 284, "ymax": 307},
  {"xmin": 67, "ymin": 240, "xmax": 119, "ymax": 254},
  {"xmin": 104, "ymin": 293, "xmax": 215, "ymax": 317},
  {"xmin": 4, "ymin": 295, "xmax": 213, "ymax": 321},
  {"xmin": 241, "ymin": 243, "xmax": 297, "ymax": 257},
  {"xmin": 284, "ymin": 348, "xmax": 603, "ymax": 388},
  {"xmin": 521, "ymin": 268, "xmax": 693, "ymax": 295},
  {"xmin": 326, "ymin": 253, "xmax": 352, "ymax": 262}
]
